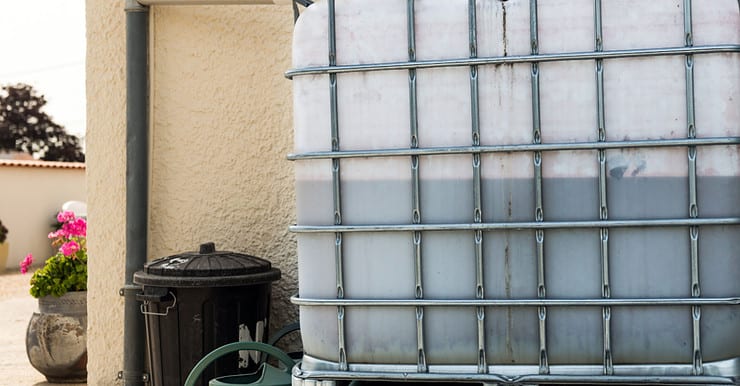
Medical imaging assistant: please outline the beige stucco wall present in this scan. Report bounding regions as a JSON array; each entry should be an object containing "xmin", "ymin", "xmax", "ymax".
[
  {"xmin": 0, "ymin": 162, "xmax": 86, "ymax": 271},
  {"xmin": 86, "ymin": 1, "xmax": 295, "ymax": 383}
]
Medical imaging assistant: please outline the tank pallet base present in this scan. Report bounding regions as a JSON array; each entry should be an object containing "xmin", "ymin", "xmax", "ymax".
[{"xmin": 292, "ymin": 357, "xmax": 740, "ymax": 386}]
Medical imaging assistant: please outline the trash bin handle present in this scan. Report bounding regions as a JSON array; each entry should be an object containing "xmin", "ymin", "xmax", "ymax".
[
  {"xmin": 183, "ymin": 341, "xmax": 296, "ymax": 386},
  {"xmin": 139, "ymin": 291, "xmax": 177, "ymax": 316}
]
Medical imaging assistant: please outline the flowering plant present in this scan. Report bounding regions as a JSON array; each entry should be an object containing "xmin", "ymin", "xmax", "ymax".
[
  {"xmin": 0, "ymin": 219, "xmax": 7, "ymax": 243},
  {"xmin": 21, "ymin": 210, "xmax": 87, "ymax": 298}
]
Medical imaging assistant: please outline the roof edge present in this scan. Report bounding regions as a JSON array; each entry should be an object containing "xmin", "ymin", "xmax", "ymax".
[{"xmin": 0, "ymin": 159, "xmax": 86, "ymax": 170}]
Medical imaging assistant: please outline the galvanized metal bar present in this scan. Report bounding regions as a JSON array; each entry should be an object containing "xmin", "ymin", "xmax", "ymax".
[
  {"xmin": 327, "ymin": 0, "xmax": 347, "ymax": 372},
  {"xmin": 289, "ymin": 217, "xmax": 740, "ymax": 233},
  {"xmin": 594, "ymin": 0, "xmax": 612, "ymax": 376},
  {"xmin": 287, "ymin": 137, "xmax": 740, "ymax": 160},
  {"xmin": 683, "ymin": 0, "xmax": 702, "ymax": 376},
  {"xmin": 293, "ymin": 368, "xmax": 738, "ymax": 385},
  {"xmin": 530, "ymin": 0, "xmax": 548, "ymax": 375},
  {"xmin": 291, "ymin": 296, "xmax": 740, "ymax": 308},
  {"xmin": 407, "ymin": 0, "xmax": 427, "ymax": 373},
  {"xmin": 468, "ymin": 0, "xmax": 487, "ymax": 374},
  {"xmin": 137, "ymin": 0, "xmax": 291, "ymax": 4},
  {"xmin": 285, "ymin": 44, "xmax": 740, "ymax": 78}
]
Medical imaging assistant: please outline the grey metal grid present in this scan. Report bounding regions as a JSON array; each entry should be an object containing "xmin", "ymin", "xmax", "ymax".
[
  {"xmin": 683, "ymin": 0, "xmax": 703, "ymax": 376},
  {"xmin": 290, "ymin": 0, "xmax": 740, "ymax": 384},
  {"xmin": 406, "ymin": 0, "xmax": 427, "ymax": 374},
  {"xmin": 326, "ymin": 0, "xmax": 348, "ymax": 373},
  {"xmin": 594, "ymin": 0, "xmax": 613, "ymax": 376}
]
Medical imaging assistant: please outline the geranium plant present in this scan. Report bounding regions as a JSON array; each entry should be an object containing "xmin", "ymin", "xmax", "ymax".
[
  {"xmin": 21, "ymin": 211, "xmax": 87, "ymax": 298},
  {"xmin": 0, "ymin": 219, "xmax": 7, "ymax": 243}
]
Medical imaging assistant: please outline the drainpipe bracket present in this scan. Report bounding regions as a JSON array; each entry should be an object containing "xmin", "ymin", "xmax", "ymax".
[
  {"xmin": 120, "ymin": 284, "xmax": 143, "ymax": 297},
  {"xmin": 117, "ymin": 370, "xmax": 150, "ymax": 383},
  {"xmin": 125, "ymin": 0, "xmax": 149, "ymax": 12}
]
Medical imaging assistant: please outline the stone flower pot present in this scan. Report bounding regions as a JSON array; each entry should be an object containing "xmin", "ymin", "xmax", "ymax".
[
  {"xmin": 0, "ymin": 242, "xmax": 8, "ymax": 272},
  {"xmin": 26, "ymin": 291, "xmax": 87, "ymax": 383}
]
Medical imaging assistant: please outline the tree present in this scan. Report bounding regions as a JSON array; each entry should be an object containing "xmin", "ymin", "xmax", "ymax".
[{"xmin": 0, "ymin": 83, "xmax": 85, "ymax": 162}]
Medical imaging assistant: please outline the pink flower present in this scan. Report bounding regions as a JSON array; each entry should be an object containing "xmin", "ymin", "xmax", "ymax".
[
  {"xmin": 62, "ymin": 218, "xmax": 87, "ymax": 238},
  {"xmin": 60, "ymin": 241, "xmax": 80, "ymax": 257},
  {"xmin": 19, "ymin": 253, "xmax": 33, "ymax": 274},
  {"xmin": 57, "ymin": 211, "xmax": 76, "ymax": 223},
  {"xmin": 48, "ymin": 229, "xmax": 64, "ymax": 239}
]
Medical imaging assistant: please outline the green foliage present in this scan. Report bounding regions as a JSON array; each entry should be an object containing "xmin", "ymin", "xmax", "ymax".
[
  {"xmin": 26, "ymin": 211, "xmax": 88, "ymax": 298},
  {"xmin": 29, "ymin": 251, "xmax": 87, "ymax": 298},
  {"xmin": 0, "ymin": 83, "xmax": 85, "ymax": 162}
]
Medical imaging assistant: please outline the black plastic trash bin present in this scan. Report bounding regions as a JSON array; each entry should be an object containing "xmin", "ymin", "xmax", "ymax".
[{"xmin": 133, "ymin": 242, "xmax": 281, "ymax": 386}]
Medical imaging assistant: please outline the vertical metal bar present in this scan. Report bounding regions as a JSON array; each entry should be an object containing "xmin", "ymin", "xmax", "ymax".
[
  {"xmin": 594, "ymin": 0, "xmax": 613, "ymax": 376},
  {"xmin": 328, "ymin": 0, "xmax": 347, "ymax": 372},
  {"xmin": 530, "ymin": 0, "xmax": 548, "ymax": 375},
  {"xmin": 469, "ymin": 0, "xmax": 487, "ymax": 374},
  {"xmin": 683, "ymin": 0, "xmax": 702, "ymax": 375},
  {"xmin": 408, "ymin": 0, "xmax": 427, "ymax": 373}
]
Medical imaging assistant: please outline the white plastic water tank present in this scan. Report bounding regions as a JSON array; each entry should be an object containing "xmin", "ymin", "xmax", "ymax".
[{"xmin": 291, "ymin": 0, "xmax": 739, "ymax": 377}]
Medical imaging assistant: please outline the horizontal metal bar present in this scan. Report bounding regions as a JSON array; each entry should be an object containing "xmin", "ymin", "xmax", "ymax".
[
  {"xmin": 136, "ymin": 0, "xmax": 291, "ymax": 5},
  {"xmin": 294, "ymin": 368, "xmax": 737, "ymax": 385},
  {"xmin": 286, "ymin": 44, "xmax": 740, "ymax": 78},
  {"xmin": 290, "ymin": 217, "xmax": 740, "ymax": 233},
  {"xmin": 291, "ymin": 296, "xmax": 740, "ymax": 308},
  {"xmin": 288, "ymin": 136, "xmax": 740, "ymax": 160}
]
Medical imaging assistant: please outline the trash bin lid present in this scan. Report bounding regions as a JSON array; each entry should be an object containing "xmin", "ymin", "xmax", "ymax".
[{"xmin": 133, "ymin": 242, "xmax": 281, "ymax": 287}]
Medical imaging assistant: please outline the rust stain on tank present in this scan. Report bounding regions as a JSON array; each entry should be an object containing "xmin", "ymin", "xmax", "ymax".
[
  {"xmin": 501, "ymin": 1, "xmax": 508, "ymax": 57},
  {"xmin": 507, "ymin": 191, "xmax": 513, "ymax": 219},
  {"xmin": 504, "ymin": 230, "xmax": 514, "ymax": 361},
  {"xmin": 504, "ymin": 188, "xmax": 515, "ymax": 361}
]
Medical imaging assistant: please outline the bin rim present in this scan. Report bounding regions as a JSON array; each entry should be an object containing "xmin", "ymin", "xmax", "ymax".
[{"xmin": 133, "ymin": 268, "xmax": 281, "ymax": 288}]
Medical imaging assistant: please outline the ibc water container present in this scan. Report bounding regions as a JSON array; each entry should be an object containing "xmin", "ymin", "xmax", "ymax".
[{"xmin": 290, "ymin": 0, "xmax": 739, "ymax": 382}]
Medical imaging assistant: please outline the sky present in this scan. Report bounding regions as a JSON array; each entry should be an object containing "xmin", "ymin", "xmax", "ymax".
[{"xmin": 0, "ymin": 0, "xmax": 86, "ymax": 138}]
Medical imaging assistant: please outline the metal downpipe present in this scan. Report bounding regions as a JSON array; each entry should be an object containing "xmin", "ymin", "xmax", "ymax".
[{"xmin": 123, "ymin": 1, "xmax": 149, "ymax": 385}]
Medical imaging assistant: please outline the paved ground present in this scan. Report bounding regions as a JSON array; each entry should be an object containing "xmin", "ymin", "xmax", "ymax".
[{"xmin": 0, "ymin": 270, "xmax": 86, "ymax": 386}]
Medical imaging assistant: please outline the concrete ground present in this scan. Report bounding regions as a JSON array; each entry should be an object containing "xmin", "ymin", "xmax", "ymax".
[{"xmin": 0, "ymin": 270, "xmax": 86, "ymax": 386}]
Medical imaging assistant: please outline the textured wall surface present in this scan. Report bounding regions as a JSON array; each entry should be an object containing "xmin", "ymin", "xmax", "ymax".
[
  {"xmin": 86, "ymin": 1, "xmax": 296, "ymax": 383},
  {"xmin": 86, "ymin": 0, "xmax": 127, "ymax": 384}
]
